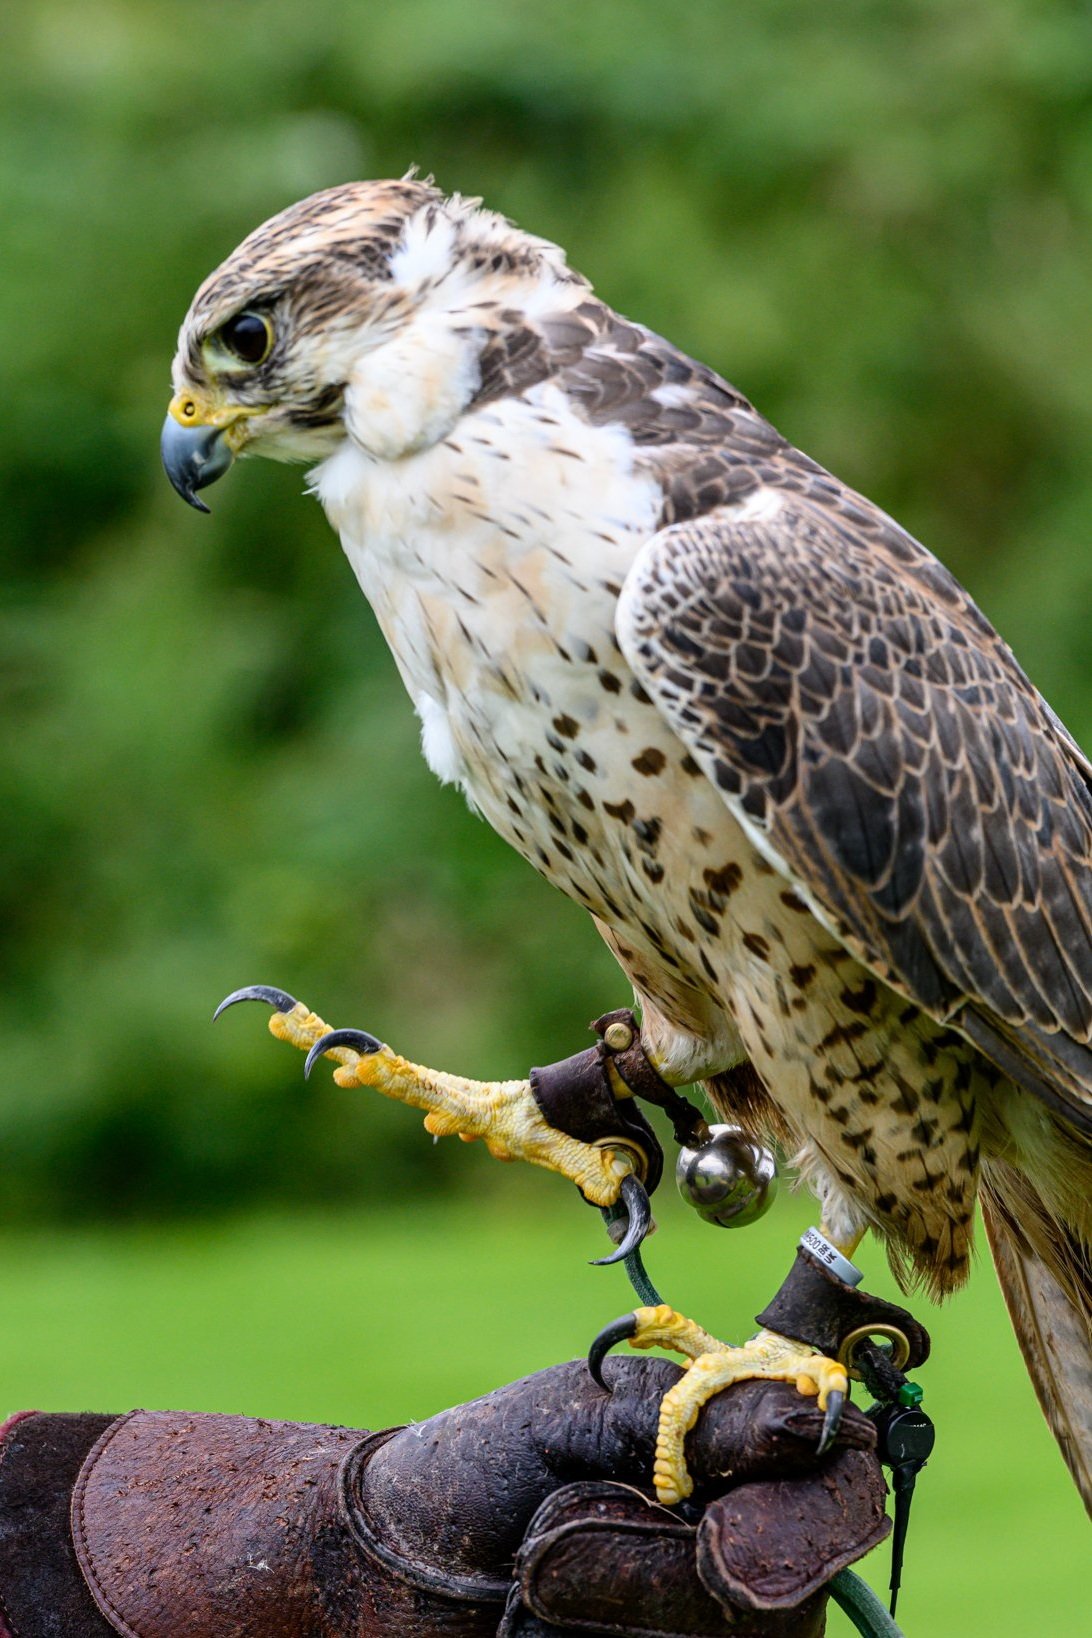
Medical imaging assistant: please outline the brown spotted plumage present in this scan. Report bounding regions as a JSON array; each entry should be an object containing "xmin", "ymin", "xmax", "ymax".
[{"xmin": 168, "ymin": 179, "xmax": 1092, "ymax": 1510}]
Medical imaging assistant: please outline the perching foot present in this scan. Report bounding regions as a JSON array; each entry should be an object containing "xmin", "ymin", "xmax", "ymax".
[{"xmin": 589, "ymin": 1304, "xmax": 849, "ymax": 1506}]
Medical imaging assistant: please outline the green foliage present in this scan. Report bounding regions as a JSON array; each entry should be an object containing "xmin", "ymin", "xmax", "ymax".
[{"xmin": 3, "ymin": 0, "xmax": 1092, "ymax": 1216}]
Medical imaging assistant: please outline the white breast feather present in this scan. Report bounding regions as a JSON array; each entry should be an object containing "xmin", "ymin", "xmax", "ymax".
[
  {"xmin": 311, "ymin": 375, "xmax": 662, "ymax": 830},
  {"xmin": 416, "ymin": 692, "xmax": 468, "ymax": 788}
]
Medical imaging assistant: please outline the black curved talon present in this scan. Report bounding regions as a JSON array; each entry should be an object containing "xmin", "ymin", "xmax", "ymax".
[
  {"xmin": 212, "ymin": 985, "xmax": 299, "ymax": 1021},
  {"xmin": 816, "ymin": 1388, "xmax": 846, "ymax": 1456},
  {"xmin": 590, "ymin": 1174, "xmax": 652, "ymax": 1267},
  {"xmin": 303, "ymin": 1027, "xmax": 383, "ymax": 1079},
  {"xmin": 587, "ymin": 1313, "xmax": 639, "ymax": 1392}
]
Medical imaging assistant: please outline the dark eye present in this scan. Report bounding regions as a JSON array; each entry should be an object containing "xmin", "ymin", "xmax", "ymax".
[{"xmin": 217, "ymin": 311, "xmax": 273, "ymax": 366}]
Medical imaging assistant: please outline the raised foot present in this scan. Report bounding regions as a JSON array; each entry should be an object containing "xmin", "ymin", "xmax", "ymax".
[
  {"xmin": 590, "ymin": 1304, "xmax": 849, "ymax": 1506},
  {"xmin": 213, "ymin": 986, "xmax": 646, "ymax": 1234}
]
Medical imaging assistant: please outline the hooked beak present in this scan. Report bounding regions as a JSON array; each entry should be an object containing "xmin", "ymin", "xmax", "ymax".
[{"xmin": 161, "ymin": 414, "xmax": 234, "ymax": 512}]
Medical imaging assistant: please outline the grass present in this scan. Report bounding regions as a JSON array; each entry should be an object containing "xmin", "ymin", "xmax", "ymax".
[{"xmin": 0, "ymin": 1169, "xmax": 1084, "ymax": 1634}]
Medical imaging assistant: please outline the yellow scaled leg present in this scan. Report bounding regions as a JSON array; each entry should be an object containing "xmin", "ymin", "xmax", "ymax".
[{"xmin": 214, "ymin": 986, "xmax": 638, "ymax": 1209}]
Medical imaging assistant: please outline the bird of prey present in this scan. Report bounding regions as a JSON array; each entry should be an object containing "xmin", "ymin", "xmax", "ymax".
[{"xmin": 164, "ymin": 177, "xmax": 1092, "ymax": 1513}]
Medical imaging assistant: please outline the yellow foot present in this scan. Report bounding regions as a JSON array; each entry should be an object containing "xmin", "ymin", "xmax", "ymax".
[
  {"xmin": 214, "ymin": 985, "xmax": 644, "ymax": 1216},
  {"xmin": 589, "ymin": 1304, "xmax": 849, "ymax": 1506}
]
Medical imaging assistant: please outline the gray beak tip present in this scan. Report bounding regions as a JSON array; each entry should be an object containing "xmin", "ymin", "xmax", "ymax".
[{"xmin": 161, "ymin": 414, "xmax": 233, "ymax": 511}]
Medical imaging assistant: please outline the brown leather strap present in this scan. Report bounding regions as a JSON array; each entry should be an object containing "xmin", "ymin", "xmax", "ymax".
[
  {"xmin": 529, "ymin": 1047, "xmax": 625, "ymax": 1148},
  {"xmin": 592, "ymin": 1012, "xmax": 707, "ymax": 1147},
  {"xmin": 529, "ymin": 1009, "xmax": 711, "ymax": 1197},
  {"xmin": 756, "ymin": 1248, "xmax": 931, "ymax": 1369},
  {"xmin": 592, "ymin": 1010, "xmax": 672, "ymax": 1103},
  {"xmin": 530, "ymin": 1039, "xmax": 664, "ymax": 1195}
]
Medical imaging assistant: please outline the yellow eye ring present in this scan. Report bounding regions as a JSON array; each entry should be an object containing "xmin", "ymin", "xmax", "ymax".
[{"xmin": 216, "ymin": 310, "xmax": 274, "ymax": 367}]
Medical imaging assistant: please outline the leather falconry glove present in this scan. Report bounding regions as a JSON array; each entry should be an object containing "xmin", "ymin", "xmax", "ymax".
[{"xmin": 0, "ymin": 1356, "xmax": 889, "ymax": 1638}]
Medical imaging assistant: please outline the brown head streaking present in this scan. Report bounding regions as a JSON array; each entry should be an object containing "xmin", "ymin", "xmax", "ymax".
[{"xmin": 166, "ymin": 179, "xmax": 1092, "ymax": 1513}]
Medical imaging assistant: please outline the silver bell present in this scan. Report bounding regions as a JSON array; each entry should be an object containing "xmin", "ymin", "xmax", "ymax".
[{"xmin": 675, "ymin": 1124, "xmax": 778, "ymax": 1227}]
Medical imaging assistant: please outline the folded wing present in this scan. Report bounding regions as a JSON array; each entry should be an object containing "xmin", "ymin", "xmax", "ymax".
[{"xmin": 617, "ymin": 476, "xmax": 1092, "ymax": 1135}]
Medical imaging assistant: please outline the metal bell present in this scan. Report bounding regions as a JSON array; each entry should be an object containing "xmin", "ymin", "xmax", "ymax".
[{"xmin": 675, "ymin": 1123, "xmax": 778, "ymax": 1227}]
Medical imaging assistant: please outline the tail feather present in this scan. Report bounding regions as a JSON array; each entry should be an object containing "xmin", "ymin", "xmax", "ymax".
[{"xmin": 980, "ymin": 1166, "xmax": 1092, "ymax": 1516}]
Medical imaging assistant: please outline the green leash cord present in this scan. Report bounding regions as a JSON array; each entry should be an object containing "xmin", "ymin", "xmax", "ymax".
[
  {"xmin": 830, "ymin": 1569, "xmax": 907, "ymax": 1636},
  {"xmin": 599, "ymin": 1205, "xmax": 909, "ymax": 1638},
  {"xmin": 600, "ymin": 1198, "xmax": 663, "ymax": 1305}
]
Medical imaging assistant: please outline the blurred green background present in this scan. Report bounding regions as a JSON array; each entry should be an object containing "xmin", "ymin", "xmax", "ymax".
[{"xmin": 0, "ymin": 0, "xmax": 1089, "ymax": 1628}]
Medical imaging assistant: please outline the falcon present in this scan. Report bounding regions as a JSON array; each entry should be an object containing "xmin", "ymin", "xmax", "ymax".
[{"xmin": 163, "ymin": 177, "xmax": 1092, "ymax": 1512}]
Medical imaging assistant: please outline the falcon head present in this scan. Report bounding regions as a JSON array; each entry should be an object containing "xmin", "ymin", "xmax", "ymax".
[{"xmin": 162, "ymin": 177, "xmax": 585, "ymax": 509}]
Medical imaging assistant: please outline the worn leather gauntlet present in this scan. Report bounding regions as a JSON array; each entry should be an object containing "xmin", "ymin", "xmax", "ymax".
[{"xmin": 0, "ymin": 1358, "xmax": 889, "ymax": 1638}]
